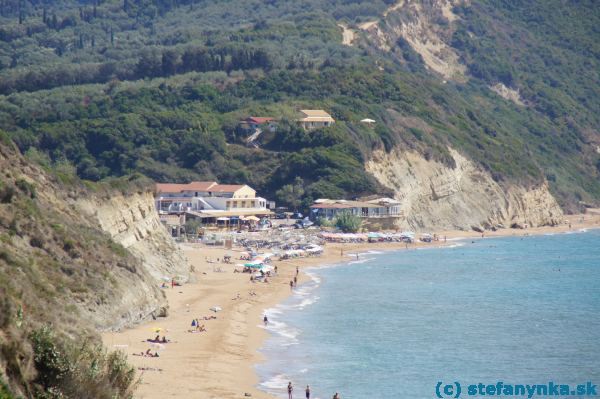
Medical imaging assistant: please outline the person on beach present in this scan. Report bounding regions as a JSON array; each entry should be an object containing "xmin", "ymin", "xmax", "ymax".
[
  {"xmin": 294, "ymin": 276, "xmax": 297, "ymax": 286},
  {"xmin": 290, "ymin": 280, "xmax": 294, "ymax": 290},
  {"xmin": 263, "ymin": 315, "xmax": 268, "ymax": 326},
  {"xmin": 287, "ymin": 382, "xmax": 293, "ymax": 399},
  {"xmin": 296, "ymin": 266, "xmax": 299, "ymax": 276},
  {"xmin": 305, "ymin": 385, "xmax": 310, "ymax": 399}
]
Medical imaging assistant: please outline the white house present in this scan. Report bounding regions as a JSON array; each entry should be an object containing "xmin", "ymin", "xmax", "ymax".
[{"xmin": 297, "ymin": 109, "xmax": 335, "ymax": 130}]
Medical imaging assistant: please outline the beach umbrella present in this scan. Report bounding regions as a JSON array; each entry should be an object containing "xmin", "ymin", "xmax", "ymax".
[{"xmin": 210, "ymin": 306, "xmax": 222, "ymax": 313}]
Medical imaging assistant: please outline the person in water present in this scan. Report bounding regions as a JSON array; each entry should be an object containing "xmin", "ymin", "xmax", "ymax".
[
  {"xmin": 287, "ymin": 382, "xmax": 293, "ymax": 399},
  {"xmin": 305, "ymin": 385, "xmax": 310, "ymax": 399}
]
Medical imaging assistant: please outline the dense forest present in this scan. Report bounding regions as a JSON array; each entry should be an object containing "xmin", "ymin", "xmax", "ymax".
[{"xmin": 0, "ymin": 0, "xmax": 598, "ymax": 211}]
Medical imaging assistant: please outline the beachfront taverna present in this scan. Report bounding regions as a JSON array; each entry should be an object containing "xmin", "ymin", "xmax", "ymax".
[
  {"xmin": 310, "ymin": 198, "xmax": 403, "ymax": 220},
  {"xmin": 155, "ymin": 181, "xmax": 273, "ymax": 220}
]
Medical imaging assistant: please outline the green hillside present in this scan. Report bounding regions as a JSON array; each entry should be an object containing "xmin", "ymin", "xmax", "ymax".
[
  {"xmin": 0, "ymin": 138, "xmax": 145, "ymax": 398},
  {"xmin": 0, "ymin": 0, "xmax": 598, "ymax": 212}
]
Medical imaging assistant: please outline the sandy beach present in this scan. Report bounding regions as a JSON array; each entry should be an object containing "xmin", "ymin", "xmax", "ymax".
[{"xmin": 102, "ymin": 213, "xmax": 600, "ymax": 398}]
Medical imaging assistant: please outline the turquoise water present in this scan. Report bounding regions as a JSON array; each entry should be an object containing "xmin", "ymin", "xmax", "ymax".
[{"xmin": 257, "ymin": 229, "xmax": 600, "ymax": 399}]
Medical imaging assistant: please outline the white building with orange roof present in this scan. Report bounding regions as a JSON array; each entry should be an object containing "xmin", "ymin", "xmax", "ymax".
[{"xmin": 155, "ymin": 181, "xmax": 272, "ymax": 220}]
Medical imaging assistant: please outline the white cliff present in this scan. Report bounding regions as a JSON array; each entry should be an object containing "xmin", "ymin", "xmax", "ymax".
[{"xmin": 366, "ymin": 147, "xmax": 563, "ymax": 230}]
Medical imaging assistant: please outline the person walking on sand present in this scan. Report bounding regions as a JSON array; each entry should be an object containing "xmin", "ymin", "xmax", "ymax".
[
  {"xmin": 288, "ymin": 382, "xmax": 293, "ymax": 399},
  {"xmin": 294, "ymin": 276, "xmax": 297, "ymax": 286},
  {"xmin": 290, "ymin": 280, "xmax": 294, "ymax": 290},
  {"xmin": 263, "ymin": 315, "xmax": 268, "ymax": 326},
  {"xmin": 296, "ymin": 266, "xmax": 299, "ymax": 276},
  {"xmin": 305, "ymin": 385, "xmax": 310, "ymax": 399}
]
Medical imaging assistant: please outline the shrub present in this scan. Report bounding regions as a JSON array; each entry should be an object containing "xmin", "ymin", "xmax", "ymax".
[
  {"xmin": 30, "ymin": 237, "xmax": 45, "ymax": 249},
  {"xmin": 314, "ymin": 217, "xmax": 334, "ymax": 227},
  {"xmin": 335, "ymin": 212, "xmax": 361, "ymax": 232},
  {"xmin": 29, "ymin": 326, "xmax": 138, "ymax": 398},
  {"xmin": 0, "ymin": 376, "xmax": 15, "ymax": 399},
  {"xmin": 0, "ymin": 184, "xmax": 15, "ymax": 204},
  {"xmin": 30, "ymin": 327, "xmax": 70, "ymax": 391},
  {"xmin": 108, "ymin": 241, "xmax": 128, "ymax": 258},
  {"xmin": 15, "ymin": 179, "xmax": 36, "ymax": 199}
]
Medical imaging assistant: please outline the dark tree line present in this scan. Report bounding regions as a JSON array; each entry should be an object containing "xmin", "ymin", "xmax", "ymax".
[{"xmin": 0, "ymin": 45, "xmax": 273, "ymax": 94}]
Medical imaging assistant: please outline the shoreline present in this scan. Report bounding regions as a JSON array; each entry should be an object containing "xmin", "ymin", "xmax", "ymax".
[{"xmin": 102, "ymin": 215, "xmax": 599, "ymax": 398}]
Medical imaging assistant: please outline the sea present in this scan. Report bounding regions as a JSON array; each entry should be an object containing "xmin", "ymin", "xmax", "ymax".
[{"xmin": 256, "ymin": 229, "xmax": 600, "ymax": 399}]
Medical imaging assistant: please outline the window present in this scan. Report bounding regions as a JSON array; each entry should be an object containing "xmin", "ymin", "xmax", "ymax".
[
  {"xmin": 233, "ymin": 201, "xmax": 238, "ymax": 208},
  {"xmin": 241, "ymin": 201, "xmax": 246, "ymax": 208},
  {"xmin": 251, "ymin": 201, "xmax": 255, "ymax": 207}
]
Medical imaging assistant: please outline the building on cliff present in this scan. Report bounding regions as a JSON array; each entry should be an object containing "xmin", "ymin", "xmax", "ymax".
[
  {"xmin": 297, "ymin": 109, "xmax": 335, "ymax": 130},
  {"xmin": 239, "ymin": 116, "xmax": 278, "ymax": 132}
]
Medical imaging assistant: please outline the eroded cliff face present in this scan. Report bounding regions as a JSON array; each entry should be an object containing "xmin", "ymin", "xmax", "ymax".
[
  {"xmin": 366, "ymin": 148, "xmax": 563, "ymax": 230},
  {"xmin": 77, "ymin": 191, "xmax": 189, "ymax": 281},
  {"xmin": 360, "ymin": 0, "xmax": 467, "ymax": 80},
  {"xmin": 74, "ymin": 190, "xmax": 190, "ymax": 330},
  {"xmin": 0, "ymin": 142, "xmax": 191, "ymax": 338}
]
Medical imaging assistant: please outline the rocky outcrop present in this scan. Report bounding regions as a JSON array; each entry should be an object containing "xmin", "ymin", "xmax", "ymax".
[
  {"xmin": 366, "ymin": 147, "xmax": 563, "ymax": 230},
  {"xmin": 490, "ymin": 83, "xmax": 525, "ymax": 106},
  {"xmin": 77, "ymin": 191, "xmax": 189, "ymax": 281}
]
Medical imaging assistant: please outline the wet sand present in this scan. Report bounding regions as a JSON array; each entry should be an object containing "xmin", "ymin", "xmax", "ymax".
[{"xmin": 102, "ymin": 214, "xmax": 599, "ymax": 398}]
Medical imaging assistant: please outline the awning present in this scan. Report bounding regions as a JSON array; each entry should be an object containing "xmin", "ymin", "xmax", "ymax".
[{"xmin": 187, "ymin": 210, "xmax": 273, "ymax": 218}]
